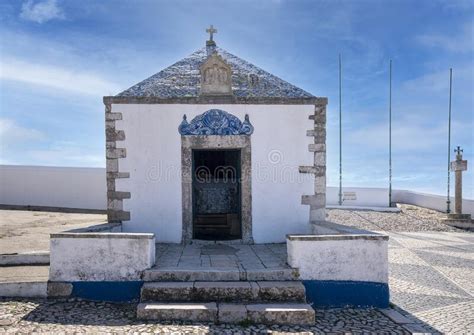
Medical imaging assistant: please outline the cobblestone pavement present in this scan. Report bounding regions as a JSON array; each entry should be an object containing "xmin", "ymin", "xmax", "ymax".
[
  {"xmin": 1, "ymin": 205, "xmax": 473, "ymax": 333},
  {"xmin": 0, "ymin": 298, "xmax": 412, "ymax": 334},
  {"xmin": 330, "ymin": 205, "xmax": 474, "ymax": 334}
]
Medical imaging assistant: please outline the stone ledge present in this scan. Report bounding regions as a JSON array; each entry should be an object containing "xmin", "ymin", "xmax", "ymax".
[
  {"xmin": 137, "ymin": 302, "xmax": 218, "ymax": 322},
  {"xmin": 0, "ymin": 252, "xmax": 50, "ymax": 266},
  {"xmin": 442, "ymin": 218, "xmax": 474, "ymax": 229},
  {"xmin": 142, "ymin": 268, "xmax": 299, "ymax": 282},
  {"xmin": 50, "ymin": 232, "xmax": 154, "ymax": 239},
  {"xmin": 446, "ymin": 213, "xmax": 471, "ymax": 220},
  {"xmin": 107, "ymin": 172, "xmax": 130, "ymax": 179},
  {"xmin": 299, "ymin": 166, "xmax": 325, "ymax": 174},
  {"xmin": 301, "ymin": 194, "xmax": 326, "ymax": 207},
  {"xmin": 65, "ymin": 222, "xmax": 122, "ymax": 233},
  {"xmin": 287, "ymin": 234, "xmax": 388, "ymax": 241},
  {"xmin": 107, "ymin": 191, "xmax": 131, "ymax": 199},
  {"xmin": 104, "ymin": 96, "xmax": 328, "ymax": 105},
  {"xmin": 0, "ymin": 281, "xmax": 47, "ymax": 298},
  {"xmin": 105, "ymin": 112, "xmax": 123, "ymax": 121},
  {"xmin": 310, "ymin": 220, "xmax": 387, "ymax": 236}
]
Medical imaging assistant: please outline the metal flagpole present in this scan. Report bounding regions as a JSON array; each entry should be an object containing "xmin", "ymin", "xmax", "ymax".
[
  {"xmin": 446, "ymin": 68, "xmax": 453, "ymax": 213},
  {"xmin": 389, "ymin": 59, "xmax": 392, "ymax": 207},
  {"xmin": 339, "ymin": 54, "xmax": 343, "ymax": 206}
]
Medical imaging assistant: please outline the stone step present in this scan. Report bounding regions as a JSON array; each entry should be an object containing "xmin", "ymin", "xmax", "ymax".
[
  {"xmin": 140, "ymin": 281, "xmax": 306, "ymax": 303},
  {"xmin": 142, "ymin": 267, "xmax": 299, "ymax": 282},
  {"xmin": 137, "ymin": 302, "xmax": 315, "ymax": 325},
  {"xmin": 137, "ymin": 302, "xmax": 217, "ymax": 322}
]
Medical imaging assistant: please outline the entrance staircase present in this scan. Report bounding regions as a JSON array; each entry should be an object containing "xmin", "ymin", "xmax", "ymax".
[{"xmin": 137, "ymin": 268, "xmax": 315, "ymax": 325}]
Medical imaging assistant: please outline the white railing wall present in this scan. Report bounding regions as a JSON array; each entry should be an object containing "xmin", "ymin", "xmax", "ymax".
[
  {"xmin": 0, "ymin": 165, "xmax": 106, "ymax": 210},
  {"xmin": 0, "ymin": 165, "xmax": 472, "ymax": 215},
  {"xmin": 392, "ymin": 189, "xmax": 474, "ymax": 216}
]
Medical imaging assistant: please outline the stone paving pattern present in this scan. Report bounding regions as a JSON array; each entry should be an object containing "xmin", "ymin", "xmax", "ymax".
[
  {"xmin": 329, "ymin": 204, "xmax": 474, "ymax": 334},
  {"xmin": 155, "ymin": 243, "xmax": 289, "ymax": 270}
]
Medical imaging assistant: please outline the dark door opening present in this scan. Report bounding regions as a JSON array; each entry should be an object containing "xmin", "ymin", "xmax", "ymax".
[{"xmin": 192, "ymin": 149, "xmax": 241, "ymax": 240}]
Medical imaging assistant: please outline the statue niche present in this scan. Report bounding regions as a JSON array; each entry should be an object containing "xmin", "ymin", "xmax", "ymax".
[{"xmin": 200, "ymin": 53, "xmax": 232, "ymax": 96}]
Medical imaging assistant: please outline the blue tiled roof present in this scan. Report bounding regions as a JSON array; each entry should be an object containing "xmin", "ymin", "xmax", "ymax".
[{"xmin": 117, "ymin": 47, "xmax": 314, "ymax": 98}]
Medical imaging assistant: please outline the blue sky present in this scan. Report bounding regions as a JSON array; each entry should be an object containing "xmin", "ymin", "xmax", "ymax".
[{"xmin": 0, "ymin": 0, "xmax": 472, "ymax": 198}]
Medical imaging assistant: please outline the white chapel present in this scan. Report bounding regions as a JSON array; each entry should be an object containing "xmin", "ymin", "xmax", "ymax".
[{"xmin": 103, "ymin": 27, "xmax": 328, "ymax": 244}]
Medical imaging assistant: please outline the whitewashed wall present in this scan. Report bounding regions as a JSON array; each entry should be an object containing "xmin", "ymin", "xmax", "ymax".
[
  {"xmin": 393, "ymin": 189, "xmax": 474, "ymax": 216},
  {"xmin": 327, "ymin": 187, "xmax": 389, "ymax": 207},
  {"xmin": 49, "ymin": 232, "xmax": 155, "ymax": 281},
  {"xmin": 287, "ymin": 234, "xmax": 389, "ymax": 283},
  {"xmin": 0, "ymin": 165, "xmax": 106, "ymax": 210},
  {"xmin": 2, "ymin": 166, "xmax": 473, "ymax": 220},
  {"xmin": 113, "ymin": 104, "xmax": 315, "ymax": 243}
]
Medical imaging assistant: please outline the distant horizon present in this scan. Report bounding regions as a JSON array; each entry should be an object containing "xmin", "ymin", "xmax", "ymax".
[
  {"xmin": 1, "ymin": 0, "xmax": 472, "ymax": 198},
  {"xmin": 0, "ymin": 162, "xmax": 471, "ymax": 200}
]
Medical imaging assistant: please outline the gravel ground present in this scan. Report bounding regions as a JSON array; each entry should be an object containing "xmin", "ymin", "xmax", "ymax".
[
  {"xmin": 327, "ymin": 203, "xmax": 465, "ymax": 232},
  {"xmin": 0, "ymin": 298, "xmax": 414, "ymax": 334},
  {"xmin": 0, "ymin": 210, "xmax": 106, "ymax": 254}
]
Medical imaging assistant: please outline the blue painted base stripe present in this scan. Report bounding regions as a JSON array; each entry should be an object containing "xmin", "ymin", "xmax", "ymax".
[
  {"xmin": 71, "ymin": 281, "xmax": 143, "ymax": 302},
  {"xmin": 303, "ymin": 280, "xmax": 389, "ymax": 308}
]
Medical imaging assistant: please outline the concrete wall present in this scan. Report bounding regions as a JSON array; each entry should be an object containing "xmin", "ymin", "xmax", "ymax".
[
  {"xmin": 112, "ymin": 104, "xmax": 315, "ymax": 243},
  {"xmin": 393, "ymin": 189, "xmax": 474, "ymax": 215},
  {"xmin": 2, "ymin": 164, "xmax": 473, "ymax": 219},
  {"xmin": 287, "ymin": 234, "xmax": 389, "ymax": 283},
  {"xmin": 287, "ymin": 225, "xmax": 390, "ymax": 308},
  {"xmin": 327, "ymin": 186, "xmax": 389, "ymax": 207},
  {"xmin": 0, "ymin": 165, "xmax": 106, "ymax": 211},
  {"xmin": 49, "ymin": 232, "xmax": 155, "ymax": 281}
]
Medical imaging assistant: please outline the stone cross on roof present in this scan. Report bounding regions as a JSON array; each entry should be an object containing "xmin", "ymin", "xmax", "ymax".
[
  {"xmin": 206, "ymin": 25, "xmax": 217, "ymax": 42},
  {"xmin": 455, "ymin": 146, "xmax": 463, "ymax": 155}
]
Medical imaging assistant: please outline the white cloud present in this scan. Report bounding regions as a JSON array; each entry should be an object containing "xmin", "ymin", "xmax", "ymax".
[
  {"xmin": 20, "ymin": 0, "xmax": 65, "ymax": 23},
  {"xmin": 401, "ymin": 63, "xmax": 473, "ymax": 94},
  {"xmin": 0, "ymin": 58, "xmax": 121, "ymax": 96},
  {"xmin": 0, "ymin": 118, "xmax": 46, "ymax": 147},
  {"xmin": 416, "ymin": 22, "xmax": 473, "ymax": 53},
  {"xmin": 401, "ymin": 69, "xmax": 451, "ymax": 93}
]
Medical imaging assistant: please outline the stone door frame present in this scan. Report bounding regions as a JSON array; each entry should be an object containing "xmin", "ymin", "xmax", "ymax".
[{"xmin": 181, "ymin": 135, "xmax": 252, "ymax": 244}]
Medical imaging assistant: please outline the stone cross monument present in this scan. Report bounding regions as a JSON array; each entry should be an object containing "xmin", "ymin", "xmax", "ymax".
[{"xmin": 443, "ymin": 146, "xmax": 473, "ymax": 229}]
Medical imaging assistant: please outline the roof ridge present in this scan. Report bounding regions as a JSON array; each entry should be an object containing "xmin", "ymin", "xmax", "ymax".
[{"xmin": 117, "ymin": 46, "xmax": 315, "ymax": 99}]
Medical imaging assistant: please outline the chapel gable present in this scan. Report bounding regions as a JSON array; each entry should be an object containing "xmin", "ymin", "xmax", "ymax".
[{"xmin": 199, "ymin": 52, "xmax": 233, "ymax": 96}]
